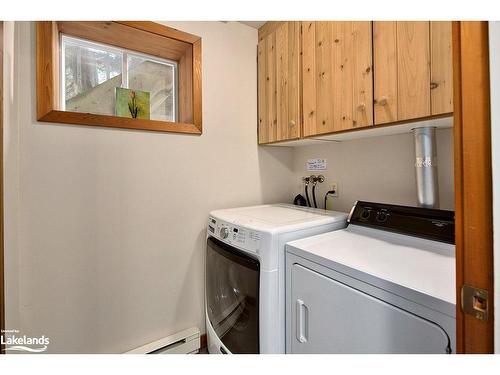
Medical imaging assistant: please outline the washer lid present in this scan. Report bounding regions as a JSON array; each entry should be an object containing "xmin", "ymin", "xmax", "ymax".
[
  {"xmin": 210, "ymin": 204, "xmax": 347, "ymax": 233},
  {"xmin": 286, "ymin": 225, "xmax": 456, "ymax": 306}
]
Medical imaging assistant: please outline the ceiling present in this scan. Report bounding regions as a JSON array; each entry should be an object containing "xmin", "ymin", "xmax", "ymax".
[{"xmin": 239, "ymin": 21, "xmax": 267, "ymax": 29}]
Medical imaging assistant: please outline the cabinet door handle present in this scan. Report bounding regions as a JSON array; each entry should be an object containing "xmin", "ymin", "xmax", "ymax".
[
  {"xmin": 357, "ymin": 103, "xmax": 366, "ymax": 112},
  {"xmin": 375, "ymin": 96, "xmax": 388, "ymax": 106},
  {"xmin": 296, "ymin": 299, "xmax": 308, "ymax": 343}
]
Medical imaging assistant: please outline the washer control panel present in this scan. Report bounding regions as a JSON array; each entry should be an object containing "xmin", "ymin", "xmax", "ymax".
[{"xmin": 208, "ymin": 216, "xmax": 262, "ymax": 253}]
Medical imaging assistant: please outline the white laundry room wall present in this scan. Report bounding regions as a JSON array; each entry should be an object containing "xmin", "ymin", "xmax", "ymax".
[
  {"xmin": 3, "ymin": 21, "xmax": 295, "ymax": 353},
  {"xmin": 291, "ymin": 128, "xmax": 455, "ymax": 213}
]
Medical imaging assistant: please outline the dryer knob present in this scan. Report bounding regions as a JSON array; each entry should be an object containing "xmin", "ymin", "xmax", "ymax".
[
  {"xmin": 220, "ymin": 227, "xmax": 229, "ymax": 239},
  {"xmin": 376, "ymin": 211, "xmax": 388, "ymax": 223},
  {"xmin": 360, "ymin": 208, "xmax": 371, "ymax": 221}
]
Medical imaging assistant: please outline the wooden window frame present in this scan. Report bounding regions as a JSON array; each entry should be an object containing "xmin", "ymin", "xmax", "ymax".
[{"xmin": 36, "ymin": 21, "xmax": 202, "ymax": 134}]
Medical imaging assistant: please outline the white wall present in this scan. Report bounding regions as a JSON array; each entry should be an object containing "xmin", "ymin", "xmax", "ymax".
[
  {"xmin": 488, "ymin": 21, "xmax": 500, "ymax": 353},
  {"xmin": 291, "ymin": 128, "xmax": 454, "ymax": 213},
  {"xmin": 3, "ymin": 21, "xmax": 295, "ymax": 353}
]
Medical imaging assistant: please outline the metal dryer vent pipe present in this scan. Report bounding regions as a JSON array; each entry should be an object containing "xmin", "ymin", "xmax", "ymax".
[{"xmin": 413, "ymin": 127, "xmax": 439, "ymax": 209}]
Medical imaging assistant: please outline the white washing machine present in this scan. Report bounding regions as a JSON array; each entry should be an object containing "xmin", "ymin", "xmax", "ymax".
[
  {"xmin": 205, "ymin": 204, "xmax": 348, "ymax": 354},
  {"xmin": 285, "ymin": 201, "xmax": 456, "ymax": 354}
]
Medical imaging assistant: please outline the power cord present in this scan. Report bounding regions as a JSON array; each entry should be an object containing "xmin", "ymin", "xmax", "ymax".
[{"xmin": 324, "ymin": 189, "xmax": 336, "ymax": 210}]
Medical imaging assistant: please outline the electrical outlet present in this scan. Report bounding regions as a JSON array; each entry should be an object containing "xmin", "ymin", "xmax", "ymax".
[{"xmin": 331, "ymin": 182, "xmax": 339, "ymax": 197}]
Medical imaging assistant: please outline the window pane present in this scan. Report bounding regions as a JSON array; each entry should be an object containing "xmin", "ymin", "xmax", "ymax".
[
  {"xmin": 127, "ymin": 55, "xmax": 176, "ymax": 122},
  {"xmin": 63, "ymin": 37, "xmax": 122, "ymax": 116}
]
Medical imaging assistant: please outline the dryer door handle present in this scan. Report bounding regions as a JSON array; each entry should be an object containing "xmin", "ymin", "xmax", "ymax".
[{"xmin": 296, "ymin": 299, "xmax": 309, "ymax": 343}]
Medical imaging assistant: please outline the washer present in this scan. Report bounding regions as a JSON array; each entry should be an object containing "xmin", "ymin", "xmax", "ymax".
[
  {"xmin": 205, "ymin": 204, "xmax": 348, "ymax": 354},
  {"xmin": 285, "ymin": 201, "xmax": 456, "ymax": 354}
]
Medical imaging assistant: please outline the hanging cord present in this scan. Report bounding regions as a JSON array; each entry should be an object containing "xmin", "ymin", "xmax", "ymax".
[
  {"xmin": 312, "ymin": 184, "xmax": 318, "ymax": 208},
  {"xmin": 302, "ymin": 176, "xmax": 312, "ymax": 207},
  {"xmin": 305, "ymin": 184, "xmax": 311, "ymax": 207}
]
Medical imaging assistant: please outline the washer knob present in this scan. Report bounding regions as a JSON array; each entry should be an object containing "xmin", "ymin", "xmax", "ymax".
[{"xmin": 220, "ymin": 227, "xmax": 229, "ymax": 239}]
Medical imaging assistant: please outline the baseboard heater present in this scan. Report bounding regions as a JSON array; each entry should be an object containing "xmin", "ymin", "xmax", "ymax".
[{"xmin": 125, "ymin": 327, "xmax": 200, "ymax": 354}]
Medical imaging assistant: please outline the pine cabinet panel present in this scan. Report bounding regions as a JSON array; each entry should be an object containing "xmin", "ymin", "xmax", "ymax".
[
  {"xmin": 430, "ymin": 21, "xmax": 453, "ymax": 115},
  {"xmin": 302, "ymin": 21, "xmax": 373, "ymax": 137},
  {"xmin": 351, "ymin": 21, "xmax": 373, "ymax": 129},
  {"xmin": 287, "ymin": 21, "xmax": 301, "ymax": 140},
  {"xmin": 316, "ymin": 21, "xmax": 337, "ymax": 134},
  {"xmin": 257, "ymin": 22, "xmax": 300, "ymax": 144},
  {"xmin": 257, "ymin": 38, "xmax": 268, "ymax": 143},
  {"xmin": 266, "ymin": 31, "xmax": 277, "ymax": 142},
  {"xmin": 373, "ymin": 21, "xmax": 452, "ymax": 126},
  {"xmin": 397, "ymin": 21, "xmax": 431, "ymax": 121},
  {"xmin": 276, "ymin": 24, "xmax": 289, "ymax": 140},
  {"xmin": 302, "ymin": 21, "xmax": 318, "ymax": 137},
  {"xmin": 373, "ymin": 21, "xmax": 398, "ymax": 124}
]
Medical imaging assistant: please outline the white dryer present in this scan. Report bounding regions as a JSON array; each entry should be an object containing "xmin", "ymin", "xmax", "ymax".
[
  {"xmin": 205, "ymin": 204, "xmax": 348, "ymax": 354},
  {"xmin": 285, "ymin": 201, "xmax": 456, "ymax": 354}
]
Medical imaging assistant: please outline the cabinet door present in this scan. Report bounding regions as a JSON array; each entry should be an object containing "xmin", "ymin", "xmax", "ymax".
[
  {"xmin": 430, "ymin": 21, "xmax": 453, "ymax": 115},
  {"xmin": 302, "ymin": 21, "xmax": 373, "ymax": 137},
  {"xmin": 373, "ymin": 21, "xmax": 398, "ymax": 124},
  {"xmin": 266, "ymin": 31, "xmax": 277, "ymax": 142},
  {"xmin": 397, "ymin": 21, "xmax": 431, "ymax": 121},
  {"xmin": 258, "ymin": 37, "xmax": 269, "ymax": 143},
  {"xmin": 257, "ymin": 22, "xmax": 300, "ymax": 144},
  {"xmin": 276, "ymin": 21, "xmax": 301, "ymax": 141},
  {"xmin": 351, "ymin": 22, "xmax": 373, "ymax": 129},
  {"xmin": 290, "ymin": 264, "xmax": 451, "ymax": 354}
]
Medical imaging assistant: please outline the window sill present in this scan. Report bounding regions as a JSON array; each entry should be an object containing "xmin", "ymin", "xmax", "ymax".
[{"xmin": 38, "ymin": 110, "xmax": 202, "ymax": 134}]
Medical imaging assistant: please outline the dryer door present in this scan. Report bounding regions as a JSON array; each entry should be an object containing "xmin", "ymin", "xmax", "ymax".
[{"xmin": 290, "ymin": 264, "xmax": 451, "ymax": 353}]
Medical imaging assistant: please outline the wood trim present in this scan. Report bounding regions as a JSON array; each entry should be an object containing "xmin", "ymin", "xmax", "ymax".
[
  {"xmin": 303, "ymin": 112, "xmax": 452, "ymax": 140},
  {"xmin": 452, "ymin": 21, "xmax": 465, "ymax": 354},
  {"xmin": 39, "ymin": 111, "xmax": 202, "ymax": 134},
  {"xmin": 0, "ymin": 20, "xmax": 5, "ymax": 355},
  {"xmin": 115, "ymin": 21, "xmax": 201, "ymax": 44},
  {"xmin": 36, "ymin": 21, "xmax": 202, "ymax": 135},
  {"xmin": 178, "ymin": 45, "xmax": 194, "ymax": 124},
  {"xmin": 36, "ymin": 21, "xmax": 60, "ymax": 118},
  {"xmin": 259, "ymin": 112, "xmax": 453, "ymax": 146},
  {"xmin": 192, "ymin": 38, "xmax": 203, "ymax": 132},
  {"xmin": 57, "ymin": 21, "xmax": 191, "ymax": 62},
  {"xmin": 452, "ymin": 21, "xmax": 494, "ymax": 353}
]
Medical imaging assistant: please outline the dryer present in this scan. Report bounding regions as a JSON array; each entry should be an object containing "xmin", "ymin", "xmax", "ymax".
[
  {"xmin": 205, "ymin": 204, "xmax": 348, "ymax": 354},
  {"xmin": 285, "ymin": 201, "xmax": 456, "ymax": 354}
]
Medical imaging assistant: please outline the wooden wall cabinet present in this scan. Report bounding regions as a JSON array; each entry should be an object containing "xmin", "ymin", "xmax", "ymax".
[
  {"xmin": 373, "ymin": 21, "xmax": 453, "ymax": 125},
  {"xmin": 258, "ymin": 22, "xmax": 301, "ymax": 144},
  {"xmin": 302, "ymin": 21, "xmax": 373, "ymax": 137},
  {"xmin": 257, "ymin": 21, "xmax": 453, "ymax": 144}
]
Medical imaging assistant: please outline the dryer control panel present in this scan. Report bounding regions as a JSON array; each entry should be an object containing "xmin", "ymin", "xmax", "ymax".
[
  {"xmin": 348, "ymin": 201, "xmax": 455, "ymax": 244},
  {"xmin": 208, "ymin": 216, "xmax": 262, "ymax": 253}
]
